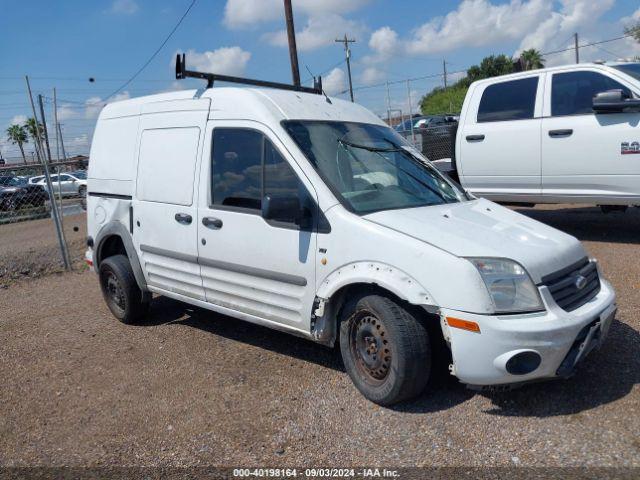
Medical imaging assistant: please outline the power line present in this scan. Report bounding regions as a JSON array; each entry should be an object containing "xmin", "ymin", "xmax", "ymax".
[
  {"xmin": 104, "ymin": 0, "xmax": 197, "ymax": 101},
  {"xmin": 541, "ymin": 32, "xmax": 636, "ymax": 57}
]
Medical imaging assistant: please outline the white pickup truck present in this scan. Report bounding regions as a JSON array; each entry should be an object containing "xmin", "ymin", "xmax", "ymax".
[{"xmin": 443, "ymin": 62, "xmax": 640, "ymax": 212}]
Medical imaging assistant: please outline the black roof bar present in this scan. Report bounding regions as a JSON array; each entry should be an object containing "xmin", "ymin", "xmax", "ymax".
[{"xmin": 175, "ymin": 53, "xmax": 323, "ymax": 95}]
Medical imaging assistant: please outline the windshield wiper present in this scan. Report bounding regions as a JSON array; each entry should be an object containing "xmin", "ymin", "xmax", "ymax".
[{"xmin": 337, "ymin": 137, "xmax": 401, "ymax": 153}]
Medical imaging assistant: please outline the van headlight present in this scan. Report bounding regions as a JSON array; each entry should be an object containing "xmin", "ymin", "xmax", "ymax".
[{"xmin": 467, "ymin": 258, "xmax": 544, "ymax": 314}]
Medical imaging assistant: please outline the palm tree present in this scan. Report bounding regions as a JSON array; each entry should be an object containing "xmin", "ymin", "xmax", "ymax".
[
  {"xmin": 24, "ymin": 117, "xmax": 45, "ymax": 160},
  {"xmin": 6, "ymin": 124, "xmax": 28, "ymax": 164},
  {"xmin": 520, "ymin": 49, "xmax": 545, "ymax": 71}
]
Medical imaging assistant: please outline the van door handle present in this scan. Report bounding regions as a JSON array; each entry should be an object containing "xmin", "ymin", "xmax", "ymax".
[
  {"xmin": 202, "ymin": 216, "xmax": 223, "ymax": 229},
  {"xmin": 174, "ymin": 213, "xmax": 192, "ymax": 225},
  {"xmin": 466, "ymin": 134, "xmax": 485, "ymax": 142},
  {"xmin": 549, "ymin": 129, "xmax": 573, "ymax": 138}
]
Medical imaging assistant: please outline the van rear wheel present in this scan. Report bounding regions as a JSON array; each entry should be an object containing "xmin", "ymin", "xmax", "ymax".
[
  {"xmin": 339, "ymin": 293, "xmax": 431, "ymax": 405},
  {"xmin": 99, "ymin": 254, "xmax": 149, "ymax": 324}
]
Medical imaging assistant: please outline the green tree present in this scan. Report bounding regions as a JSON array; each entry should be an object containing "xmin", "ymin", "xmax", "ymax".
[
  {"xmin": 420, "ymin": 53, "xmax": 516, "ymax": 115},
  {"xmin": 625, "ymin": 22, "xmax": 640, "ymax": 42},
  {"xmin": 6, "ymin": 124, "xmax": 28, "ymax": 164},
  {"xmin": 520, "ymin": 48, "xmax": 545, "ymax": 70}
]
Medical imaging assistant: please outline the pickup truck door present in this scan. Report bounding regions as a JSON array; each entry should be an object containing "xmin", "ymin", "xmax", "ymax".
[
  {"xmin": 541, "ymin": 68, "xmax": 640, "ymax": 202},
  {"xmin": 132, "ymin": 99, "xmax": 210, "ymax": 301},
  {"xmin": 196, "ymin": 120, "xmax": 318, "ymax": 332},
  {"xmin": 457, "ymin": 75, "xmax": 543, "ymax": 202}
]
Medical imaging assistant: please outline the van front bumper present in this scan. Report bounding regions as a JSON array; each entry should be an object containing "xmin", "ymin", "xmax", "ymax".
[{"xmin": 440, "ymin": 279, "xmax": 617, "ymax": 387}]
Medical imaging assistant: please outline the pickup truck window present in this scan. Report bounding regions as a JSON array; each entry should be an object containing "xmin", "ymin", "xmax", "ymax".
[
  {"xmin": 552, "ymin": 71, "xmax": 632, "ymax": 116},
  {"xmin": 611, "ymin": 63, "xmax": 640, "ymax": 82},
  {"xmin": 477, "ymin": 77, "xmax": 538, "ymax": 123},
  {"xmin": 283, "ymin": 120, "xmax": 464, "ymax": 214}
]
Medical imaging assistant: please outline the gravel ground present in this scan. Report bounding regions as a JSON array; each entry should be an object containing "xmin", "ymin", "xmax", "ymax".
[
  {"xmin": 0, "ymin": 212, "xmax": 87, "ymax": 288},
  {"xmin": 0, "ymin": 205, "xmax": 638, "ymax": 469}
]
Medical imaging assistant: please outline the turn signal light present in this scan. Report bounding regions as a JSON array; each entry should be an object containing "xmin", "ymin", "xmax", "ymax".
[{"xmin": 446, "ymin": 317, "xmax": 481, "ymax": 333}]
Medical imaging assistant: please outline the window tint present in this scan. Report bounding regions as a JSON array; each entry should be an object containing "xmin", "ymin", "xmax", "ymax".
[
  {"xmin": 212, "ymin": 129, "xmax": 262, "ymax": 210},
  {"xmin": 212, "ymin": 128, "xmax": 311, "ymax": 224},
  {"xmin": 552, "ymin": 71, "xmax": 632, "ymax": 116},
  {"xmin": 478, "ymin": 77, "xmax": 539, "ymax": 122}
]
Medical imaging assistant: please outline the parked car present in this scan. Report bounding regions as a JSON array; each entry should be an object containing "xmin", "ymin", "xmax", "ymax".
[
  {"xmin": 36, "ymin": 171, "xmax": 87, "ymax": 198},
  {"xmin": 450, "ymin": 62, "xmax": 640, "ymax": 211},
  {"xmin": 394, "ymin": 115, "xmax": 429, "ymax": 134},
  {"xmin": 0, "ymin": 176, "xmax": 48, "ymax": 211},
  {"xmin": 86, "ymin": 80, "xmax": 616, "ymax": 405},
  {"xmin": 28, "ymin": 175, "xmax": 45, "ymax": 185}
]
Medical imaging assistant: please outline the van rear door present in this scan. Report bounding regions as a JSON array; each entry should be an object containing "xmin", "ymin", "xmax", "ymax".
[
  {"xmin": 541, "ymin": 68, "xmax": 640, "ymax": 203},
  {"xmin": 457, "ymin": 75, "xmax": 543, "ymax": 203},
  {"xmin": 133, "ymin": 99, "xmax": 210, "ymax": 300}
]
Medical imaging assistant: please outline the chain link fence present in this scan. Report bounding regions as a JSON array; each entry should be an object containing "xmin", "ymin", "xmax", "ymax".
[
  {"xmin": 0, "ymin": 160, "xmax": 88, "ymax": 287},
  {"xmin": 397, "ymin": 121, "xmax": 458, "ymax": 162}
]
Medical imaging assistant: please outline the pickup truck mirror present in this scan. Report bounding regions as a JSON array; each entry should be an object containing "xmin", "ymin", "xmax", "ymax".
[
  {"xmin": 262, "ymin": 194, "xmax": 309, "ymax": 226},
  {"xmin": 593, "ymin": 89, "xmax": 640, "ymax": 113}
]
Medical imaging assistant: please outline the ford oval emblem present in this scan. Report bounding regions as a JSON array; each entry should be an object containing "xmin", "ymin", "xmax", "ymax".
[{"xmin": 574, "ymin": 275, "xmax": 588, "ymax": 290}]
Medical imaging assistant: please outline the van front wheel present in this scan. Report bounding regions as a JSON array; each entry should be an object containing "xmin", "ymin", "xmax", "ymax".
[
  {"xmin": 339, "ymin": 294, "xmax": 431, "ymax": 406},
  {"xmin": 99, "ymin": 254, "xmax": 149, "ymax": 324}
]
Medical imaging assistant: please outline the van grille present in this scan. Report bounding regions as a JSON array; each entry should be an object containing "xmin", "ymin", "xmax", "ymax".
[{"xmin": 541, "ymin": 258, "xmax": 600, "ymax": 312}]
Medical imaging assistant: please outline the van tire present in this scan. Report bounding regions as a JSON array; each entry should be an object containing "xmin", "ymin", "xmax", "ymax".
[
  {"xmin": 339, "ymin": 293, "xmax": 431, "ymax": 406},
  {"xmin": 99, "ymin": 254, "xmax": 149, "ymax": 324}
]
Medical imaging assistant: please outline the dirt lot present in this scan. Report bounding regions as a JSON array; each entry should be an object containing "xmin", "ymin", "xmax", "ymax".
[
  {"xmin": 0, "ymin": 212, "xmax": 87, "ymax": 287},
  {"xmin": 0, "ymin": 205, "xmax": 639, "ymax": 469}
]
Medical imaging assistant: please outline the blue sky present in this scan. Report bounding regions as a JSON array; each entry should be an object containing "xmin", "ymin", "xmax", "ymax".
[{"xmin": 1, "ymin": 0, "xmax": 640, "ymax": 160}]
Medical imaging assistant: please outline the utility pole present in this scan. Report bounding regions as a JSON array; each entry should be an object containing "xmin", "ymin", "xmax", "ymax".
[
  {"xmin": 58, "ymin": 124, "xmax": 67, "ymax": 161},
  {"xmin": 443, "ymin": 59, "xmax": 448, "ymax": 88},
  {"xmin": 574, "ymin": 33, "xmax": 580, "ymax": 64},
  {"xmin": 53, "ymin": 88, "xmax": 60, "ymax": 162},
  {"xmin": 406, "ymin": 79, "xmax": 416, "ymax": 146},
  {"xmin": 386, "ymin": 81, "xmax": 392, "ymax": 125},
  {"xmin": 283, "ymin": 0, "xmax": 301, "ymax": 87},
  {"xmin": 335, "ymin": 34, "xmax": 356, "ymax": 102},
  {"xmin": 25, "ymin": 76, "xmax": 71, "ymax": 271}
]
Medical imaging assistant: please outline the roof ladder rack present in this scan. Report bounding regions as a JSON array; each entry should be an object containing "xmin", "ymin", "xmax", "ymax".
[{"xmin": 175, "ymin": 53, "xmax": 323, "ymax": 95}]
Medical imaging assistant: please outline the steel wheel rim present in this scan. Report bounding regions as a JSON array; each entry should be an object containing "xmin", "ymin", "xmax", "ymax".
[
  {"xmin": 104, "ymin": 271, "xmax": 125, "ymax": 312},
  {"xmin": 348, "ymin": 310, "xmax": 392, "ymax": 383}
]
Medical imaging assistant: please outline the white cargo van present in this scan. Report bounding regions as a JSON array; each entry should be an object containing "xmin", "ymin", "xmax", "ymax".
[
  {"xmin": 451, "ymin": 62, "xmax": 640, "ymax": 211},
  {"xmin": 86, "ymin": 59, "xmax": 617, "ymax": 405}
]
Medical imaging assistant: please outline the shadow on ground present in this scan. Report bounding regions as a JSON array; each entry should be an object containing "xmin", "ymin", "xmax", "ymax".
[
  {"xmin": 514, "ymin": 206, "xmax": 640, "ymax": 244},
  {"xmin": 139, "ymin": 296, "xmax": 640, "ymax": 417}
]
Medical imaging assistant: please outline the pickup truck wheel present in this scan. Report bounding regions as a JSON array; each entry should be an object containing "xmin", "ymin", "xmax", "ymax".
[
  {"xmin": 339, "ymin": 294, "xmax": 431, "ymax": 406},
  {"xmin": 99, "ymin": 254, "xmax": 149, "ymax": 324}
]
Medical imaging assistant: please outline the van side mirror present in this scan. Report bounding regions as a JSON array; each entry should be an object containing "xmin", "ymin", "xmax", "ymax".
[
  {"xmin": 593, "ymin": 89, "xmax": 640, "ymax": 113},
  {"xmin": 262, "ymin": 194, "xmax": 309, "ymax": 226}
]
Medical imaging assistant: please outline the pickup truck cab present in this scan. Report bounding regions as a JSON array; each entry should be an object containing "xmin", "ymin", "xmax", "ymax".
[
  {"xmin": 453, "ymin": 62, "xmax": 640, "ymax": 210},
  {"xmin": 87, "ymin": 83, "xmax": 617, "ymax": 405}
]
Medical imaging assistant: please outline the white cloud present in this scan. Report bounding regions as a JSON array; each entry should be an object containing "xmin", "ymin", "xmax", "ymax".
[
  {"xmin": 323, "ymin": 67, "xmax": 346, "ymax": 96},
  {"xmin": 262, "ymin": 13, "xmax": 365, "ymax": 52},
  {"xmin": 223, "ymin": 0, "xmax": 370, "ymax": 29},
  {"xmin": 360, "ymin": 67, "xmax": 385, "ymax": 85},
  {"xmin": 183, "ymin": 47, "xmax": 251, "ymax": 76},
  {"xmin": 57, "ymin": 105, "xmax": 78, "ymax": 121},
  {"xmin": 406, "ymin": 0, "xmax": 553, "ymax": 56},
  {"xmin": 110, "ymin": 0, "xmax": 139, "ymax": 15},
  {"xmin": 85, "ymin": 91, "xmax": 131, "ymax": 119},
  {"xmin": 9, "ymin": 115, "xmax": 27, "ymax": 126},
  {"xmin": 365, "ymin": 26, "xmax": 400, "ymax": 63}
]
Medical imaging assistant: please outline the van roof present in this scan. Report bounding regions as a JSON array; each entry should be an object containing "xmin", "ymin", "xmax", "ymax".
[{"xmin": 99, "ymin": 87, "xmax": 384, "ymax": 126}]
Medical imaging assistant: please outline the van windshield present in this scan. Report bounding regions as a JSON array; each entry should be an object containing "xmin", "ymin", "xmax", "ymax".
[{"xmin": 282, "ymin": 120, "xmax": 466, "ymax": 214}]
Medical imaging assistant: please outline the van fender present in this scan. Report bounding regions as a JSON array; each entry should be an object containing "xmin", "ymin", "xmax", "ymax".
[
  {"xmin": 311, "ymin": 261, "xmax": 436, "ymax": 346},
  {"xmin": 94, "ymin": 221, "xmax": 148, "ymax": 292}
]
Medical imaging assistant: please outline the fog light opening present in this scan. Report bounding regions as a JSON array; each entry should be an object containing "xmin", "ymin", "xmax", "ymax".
[{"xmin": 505, "ymin": 351, "xmax": 541, "ymax": 375}]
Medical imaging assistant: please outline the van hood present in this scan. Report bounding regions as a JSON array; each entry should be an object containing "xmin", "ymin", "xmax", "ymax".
[{"xmin": 363, "ymin": 198, "xmax": 586, "ymax": 283}]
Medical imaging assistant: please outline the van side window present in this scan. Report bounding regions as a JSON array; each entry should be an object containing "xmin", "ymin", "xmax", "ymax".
[
  {"xmin": 212, "ymin": 128, "xmax": 311, "ymax": 224},
  {"xmin": 477, "ymin": 77, "xmax": 539, "ymax": 122},
  {"xmin": 552, "ymin": 71, "xmax": 632, "ymax": 116},
  {"xmin": 212, "ymin": 129, "xmax": 263, "ymax": 210}
]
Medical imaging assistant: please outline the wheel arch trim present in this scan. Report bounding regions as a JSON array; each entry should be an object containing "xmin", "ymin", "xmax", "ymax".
[{"xmin": 94, "ymin": 221, "xmax": 148, "ymax": 292}]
